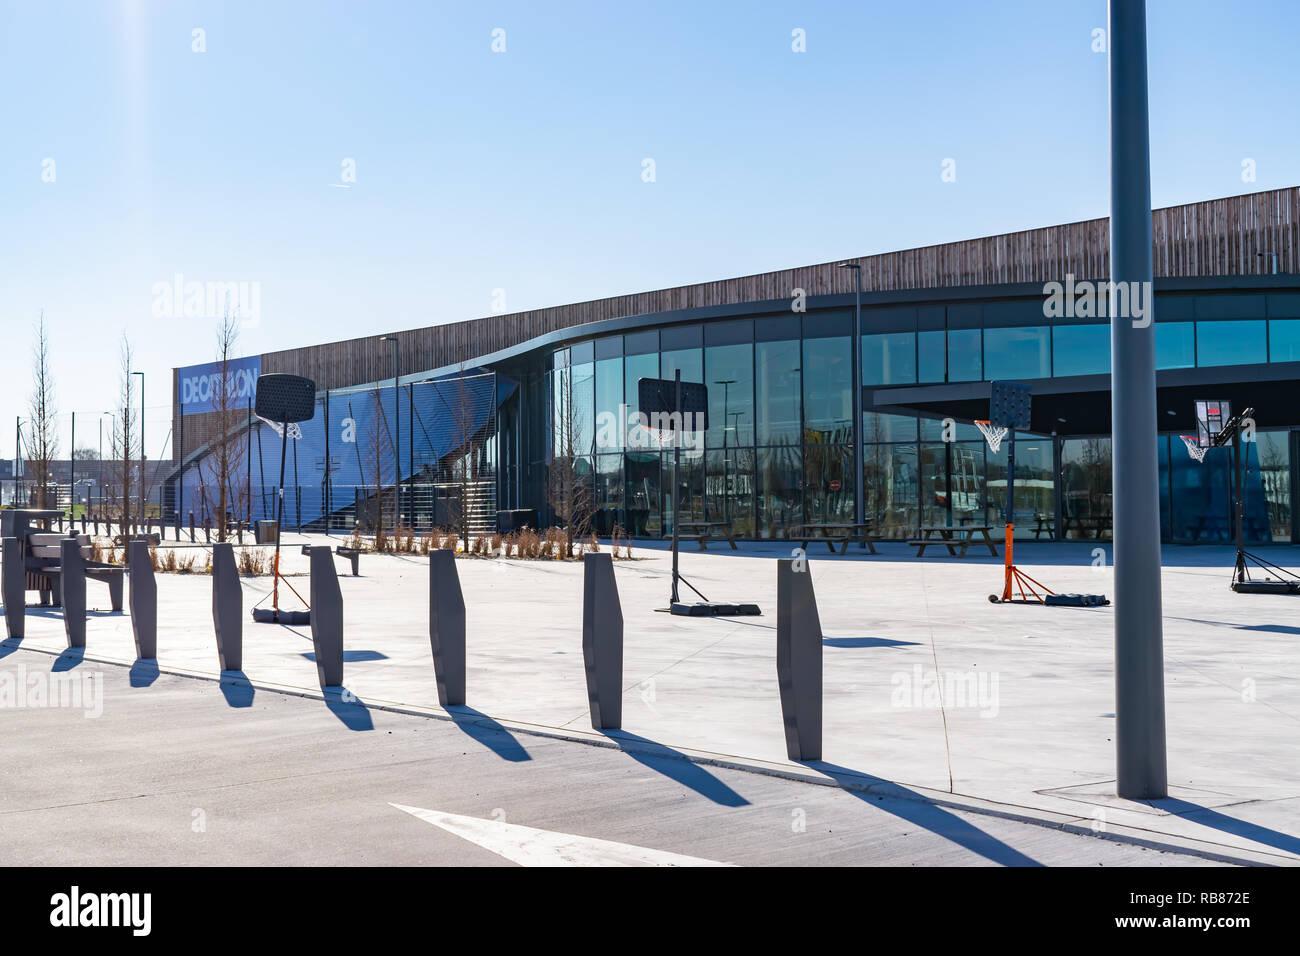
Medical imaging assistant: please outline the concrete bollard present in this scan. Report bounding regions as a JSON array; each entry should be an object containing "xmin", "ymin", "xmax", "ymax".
[
  {"xmin": 211, "ymin": 542, "xmax": 242, "ymax": 671},
  {"xmin": 2, "ymin": 537, "xmax": 24, "ymax": 639},
  {"xmin": 309, "ymin": 545, "xmax": 344, "ymax": 688},
  {"xmin": 128, "ymin": 540, "xmax": 157, "ymax": 659},
  {"xmin": 581, "ymin": 552, "xmax": 623, "ymax": 730},
  {"xmin": 428, "ymin": 549, "xmax": 466, "ymax": 706},
  {"xmin": 173, "ymin": 513, "xmax": 180, "ymax": 541},
  {"xmin": 80, "ymin": 514, "xmax": 87, "ymax": 534},
  {"xmin": 60, "ymin": 538, "xmax": 88, "ymax": 649},
  {"xmin": 776, "ymin": 558, "xmax": 823, "ymax": 761},
  {"xmin": 188, "ymin": 511, "xmax": 196, "ymax": 543},
  {"xmin": 203, "ymin": 517, "xmax": 211, "ymax": 544}
]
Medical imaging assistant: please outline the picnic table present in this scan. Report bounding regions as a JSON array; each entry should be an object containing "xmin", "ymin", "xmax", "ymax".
[
  {"xmin": 908, "ymin": 525, "xmax": 999, "ymax": 558},
  {"xmin": 664, "ymin": 520, "xmax": 737, "ymax": 550},
  {"xmin": 796, "ymin": 522, "xmax": 878, "ymax": 555}
]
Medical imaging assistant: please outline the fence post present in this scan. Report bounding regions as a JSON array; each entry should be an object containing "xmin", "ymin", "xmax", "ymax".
[
  {"xmin": 188, "ymin": 510, "xmax": 195, "ymax": 543},
  {"xmin": 2, "ymin": 538, "xmax": 24, "ymax": 639},
  {"xmin": 128, "ymin": 539, "xmax": 157, "ymax": 659},
  {"xmin": 60, "ymin": 538, "xmax": 87, "ymax": 649},
  {"xmin": 776, "ymin": 558, "xmax": 823, "ymax": 761},
  {"xmin": 581, "ymin": 552, "xmax": 622, "ymax": 730},
  {"xmin": 428, "ymin": 549, "xmax": 466, "ymax": 706},
  {"xmin": 309, "ymin": 546, "xmax": 344, "ymax": 688},
  {"xmin": 211, "ymin": 542, "xmax": 242, "ymax": 671}
]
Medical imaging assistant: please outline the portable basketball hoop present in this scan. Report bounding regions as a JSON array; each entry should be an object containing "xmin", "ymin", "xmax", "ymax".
[
  {"xmin": 978, "ymin": 382, "xmax": 1071, "ymax": 605},
  {"xmin": 1188, "ymin": 400, "xmax": 1300, "ymax": 594},
  {"xmin": 974, "ymin": 420, "xmax": 1008, "ymax": 454},
  {"xmin": 250, "ymin": 373, "xmax": 318, "ymax": 625}
]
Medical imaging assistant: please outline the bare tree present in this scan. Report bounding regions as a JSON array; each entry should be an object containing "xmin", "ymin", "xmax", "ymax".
[
  {"xmin": 195, "ymin": 311, "xmax": 249, "ymax": 541},
  {"xmin": 27, "ymin": 311, "xmax": 59, "ymax": 509},
  {"xmin": 546, "ymin": 363, "xmax": 593, "ymax": 556},
  {"xmin": 110, "ymin": 335, "xmax": 139, "ymax": 536},
  {"xmin": 361, "ymin": 387, "xmax": 394, "ymax": 542}
]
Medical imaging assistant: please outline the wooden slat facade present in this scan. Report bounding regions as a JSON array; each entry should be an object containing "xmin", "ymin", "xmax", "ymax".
[{"xmin": 257, "ymin": 187, "xmax": 1298, "ymax": 394}]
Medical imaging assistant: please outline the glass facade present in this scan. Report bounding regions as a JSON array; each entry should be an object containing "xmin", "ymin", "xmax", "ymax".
[{"xmin": 538, "ymin": 291, "xmax": 1299, "ymax": 544}]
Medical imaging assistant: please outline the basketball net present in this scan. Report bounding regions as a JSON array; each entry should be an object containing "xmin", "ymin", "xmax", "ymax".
[
  {"xmin": 975, "ymin": 420, "xmax": 1009, "ymax": 453},
  {"xmin": 1180, "ymin": 435, "xmax": 1208, "ymax": 463}
]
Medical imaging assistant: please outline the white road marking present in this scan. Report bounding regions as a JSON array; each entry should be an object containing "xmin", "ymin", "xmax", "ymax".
[{"xmin": 389, "ymin": 803, "xmax": 735, "ymax": 867}]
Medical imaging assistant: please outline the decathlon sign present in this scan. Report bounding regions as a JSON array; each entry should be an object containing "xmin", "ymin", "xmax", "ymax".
[{"xmin": 178, "ymin": 356, "xmax": 262, "ymax": 413}]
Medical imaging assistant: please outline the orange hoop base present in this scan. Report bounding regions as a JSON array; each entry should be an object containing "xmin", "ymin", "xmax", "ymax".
[{"xmin": 994, "ymin": 523, "xmax": 1054, "ymax": 604}]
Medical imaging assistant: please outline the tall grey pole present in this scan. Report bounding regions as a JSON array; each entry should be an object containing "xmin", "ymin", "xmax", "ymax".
[
  {"xmin": 840, "ymin": 262, "xmax": 865, "ymax": 543},
  {"xmin": 1109, "ymin": 0, "xmax": 1167, "ymax": 800}
]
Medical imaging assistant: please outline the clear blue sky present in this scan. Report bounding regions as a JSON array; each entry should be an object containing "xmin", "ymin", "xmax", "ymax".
[{"xmin": 2, "ymin": 0, "xmax": 1298, "ymax": 461}]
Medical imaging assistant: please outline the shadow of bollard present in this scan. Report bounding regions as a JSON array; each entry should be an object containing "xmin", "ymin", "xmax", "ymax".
[
  {"xmin": 61, "ymin": 538, "xmax": 87, "ymax": 649},
  {"xmin": 777, "ymin": 558, "xmax": 822, "ymax": 761},
  {"xmin": 428, "ymin": 549, "xmax": 466, "ymax": 706},
  {"xmin": 128, "ymin": 539, "xmax": 157, "ymax": 659},
  {"xmin": 310, "ymin": 545, "xmax": 343, "ymax": 688},
  {"xmin": 2, "ymin": 538, "xmax": 24, "ymax": 640},
  {"xmin": 211, "ymin": 542, "xmax": 242, "ymax": 671},
  {"xmin": 582, "ymin": 552, "xmax": 623, "ymax": 730}
]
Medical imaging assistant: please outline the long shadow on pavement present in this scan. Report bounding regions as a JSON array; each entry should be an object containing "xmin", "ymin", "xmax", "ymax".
[
  {"xmin": 444, "ymin": 706, "xmax": 531, "ymax": 762},
  {"xmin": 600, "ymin": 730, "xmax": 750, "ymax": 808},
  {"xmin": 324, "ymin": 687, "xmax": 374, "ymax": 731},
  {"xmin": 810, "ymin": 762, "xmax": 1043, "ymax": 867},
  {"xmin": 219, "ymin": 670, "xmax": 255, "ymax": 708},
  {"xmin": 0, "ymin": 637, "xmax": 21, "ymax": 661},
  {"xmin": 1157, "ymin": 797, "xmax": 1300, "ymax": 857},
  {"xmin": 52, "ymin": 648, "xmax": 85, "ymax": 672},
  {"xmin": 130, "ymin": 659, "xmax": 159, "ymax": 687},
  {"xmin": 824, "ymin": 637, "xmax": 921, "ymax": 649}
]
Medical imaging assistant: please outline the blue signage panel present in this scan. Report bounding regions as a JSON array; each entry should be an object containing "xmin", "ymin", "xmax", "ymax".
[{"xmin": 178, "ymin": 355, "xmax": 262, "ymax": 413}]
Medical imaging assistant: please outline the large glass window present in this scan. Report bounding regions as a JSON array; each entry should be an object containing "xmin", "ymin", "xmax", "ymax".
[
  {"xmin": 706, "ymin": 447, "xmax": 755, "ymax": 537},
  {"xmin": 985, "ymin": 435, "xmax": 1054, "ymax": 538},
  {"xmin": 864, "ymin": 442, "xmax": 918, "ymax": 538},
  {"xmin": 803, "ymin": 443, "xmax": 854, "ymax": 523},
  {"xmin": 595, "ymin": 357, "xmax": 623, "ymax": 451},
  {"xmin": 1254, "ymin": 431, "xmax": 1291, "ymax": 542},
  {"xmin": 1269, "ymin": 320, "xmax": 1300, "ymax": 363},
  {"xmin": 624, "ymin": 352, "xmax": 658, "ymax": 452},
  {"xmin": 1052, "ymin": 325, "xmax": 1109, "ymax": 377},
  {"xmin": 802, "ymin": 336, "xmax": 852, "ymax": 440},
  {"xmin": 984, "ymin": 326, "xmax": 1051, "ymax": 380},
  {"xmin": 756, "ymin": 339, "xmax": 801, "ymax": 445},
  {"xmin": 593, "ymin": 453, "xmax": 623, "ymax": 534},
  {"xmin": 1196, "ymin": 320, "xmax": 1266, "ymax": 367},
  {"xmin": 757, "ymin": 445, "xmax": 802, "ymax": 538},
  {"xmin": 947, "ymin": 328, "xmax": 982, "ymax": 382},
  {"xmin": 920, "ymin": 441, "xmax": 986, "ymax": 528},
  {"xmin": 1061, "ymin": 438, "xmax": 1112, "ymax": 540},
  {"xmin": 864, "ymin": 411, "xmax": 918, "ymax": 443},
  {"xmin": 862, "ymin": 332, "xmax": 916, "ymax": 386},
  {"xmin": 705, "ymin": 342, "xmax": 754, "ymax": 448},
  {"xmin": 1155, "ymin": 322, "xmax": 1195, "ymax": 369},
  {"xmin": 624, "ymin": 451, "xmax": 660, "ymax": 537},
  {"xmin": 918, "ymin": 330, "xmax": 946, "ymax": 382}
]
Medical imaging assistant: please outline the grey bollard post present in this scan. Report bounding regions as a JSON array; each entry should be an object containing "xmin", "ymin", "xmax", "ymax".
[
  {"xmin": 428, "ymin": 549, "xmax": 466, "ymax": 706},
  {"xmin": 173, "ymin": 513, "xmax": 180, "ymax": 541},
  {"xmin": 203, "ymin": 518, "xmax": 211, "ymax": 543},
  {"xmin": 211, "ymin": 542, "xmax": 242, "ymax": 671},
  {"xmin": 189, "ymin": 511, "xmax": 196, "ymax": 543},
  {"xmin": 60, "ymin": 538, "xmax": 88, "ymax": 649},
  {"xmin": 2, "ymin": 538, "xmax": 24, "ymax": 639},
  {"xmin": 581, "ymin": 552, "xmax": 623, "ymax": 730},
  {"xmin": 309, "ymin": 545, "xmax": 344, "ymax": 687},
  {"xmin": 128, "ymin": 540, "xmax": 157, "ymax": 659},
  {"xmin": 776, "ymin": 558, "xmax": 823, "ymax": 761}
]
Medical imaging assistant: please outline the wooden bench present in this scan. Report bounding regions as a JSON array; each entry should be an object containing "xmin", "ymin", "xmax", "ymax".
[
  {"xmin": 908, "ymin": 525, "xmax": 999, "ymax": 558},
  {"xmin": 795, "ymin": 522, "xmax": 878, "ymax": 555},
  {"xmin": 27, "ymin": 533, "xmax": 125, "ymax": 610},
  {"xmin": 301, "ymin": 544, "xmax": 362, "ymax": 576},
  {"xmin": 663, "ymin": 521, "xmax": 738, "ymax": 551}
]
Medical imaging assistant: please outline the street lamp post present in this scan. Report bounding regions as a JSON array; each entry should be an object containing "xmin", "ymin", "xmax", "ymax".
[
  {"xmin": 838, "ymin": 262, "xmax": 865, "ymax": 544},
  {"xmin": 132, "ymin": 371, "xmax": 145, "ymax": 532},
  {"xmin": 714, "ymin": 379, "xmax": 735, "ymax": 524},
  {"xmin": 380, "ymin": 335, "xmax": 400, "ymax": 532}
]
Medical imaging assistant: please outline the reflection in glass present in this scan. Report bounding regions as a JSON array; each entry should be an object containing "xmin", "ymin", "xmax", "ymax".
[
  {"xmin": 706, "ymin": 343, "xmax": 755, "ymax": 448},
  {"xmin": 1052, "ymin": 325, "xmax": 1109, "ymax": 377},
  {"xmin": 948, "ymin": 329, "xmax": 982, "ymax": 381},
  {"xmin": 862, "ymin": 332, "xmax": 916, "ymax": 386},
  {"xmin": 864, "ymin": 443, "xmax": 918, "ymax": 538},
  {"xmin": 595, "ymin": 357, "xmax": 624, "ymax": 451},
  {"xmin": 803, "ymin": 443, "xmax": 853, "ymax": 523},
  {"xmin": 758, "ymin": 445, "xmax": 802, "ymax": 538},
  {"xmin": 706, "ymin": 447, "xmax": 756, "ymax": 536},
  {"xmin": 1269, "ymin": 319, "xmax": 1300, "ymax": 363},
  {"xmin": 1060, "ymin": 438, "xmax": 1112, "ymax": 540},
  {"xmin": 1196, "ymin": 320, "xmax": 1266, "ymax": 367},
  {"xmin": 984, "ymin": 326, "xmax": 1051, "ymax": 380},
  {"xmin": 756, "ymin": 339, "xmax": 801, "ymax": 444},
  {"xmin": 918, "ymin": 330, "xmax": 946, "ymax": 382},
  {"xmin": 802, "ymin": 336, "xmax": 852, "ymax": 440},
  {"xmin": 985, "ymin": 436, "xmax": 1054, "ymax": 539},
  {"xmin": 1155, "ymin": 322, "xmax": 1195, "ymax": 369},
  {"xmin": 624, "ymin": 451, "xmax": 660, "ymax": 536},
  {"xmin": 593, "ymin": 453, "xmax": 624, "ymax": 535}
]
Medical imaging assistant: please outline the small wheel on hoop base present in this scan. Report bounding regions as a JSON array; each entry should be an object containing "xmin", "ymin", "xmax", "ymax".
[{"xmin": 987, "ymin": 594, "xmax": 1001, "ymax": 604}]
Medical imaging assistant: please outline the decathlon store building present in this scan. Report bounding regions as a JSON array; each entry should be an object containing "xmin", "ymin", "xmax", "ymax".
[{"xmin": 171, "ymin": 186, "xmax": 1300, "ymax": 545}]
